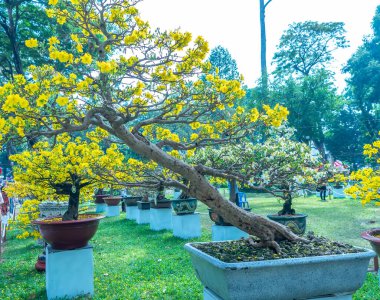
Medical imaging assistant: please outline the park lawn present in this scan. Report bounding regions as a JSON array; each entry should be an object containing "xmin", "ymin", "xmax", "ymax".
[{"xmin": 0, "ymin": 195, "xmax": 379, "ymax": 299}]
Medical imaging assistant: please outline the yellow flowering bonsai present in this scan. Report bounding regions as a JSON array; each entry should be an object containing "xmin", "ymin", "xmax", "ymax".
[
  {"xmin": 0, "ymin": 0, "xmax": 301, "ymax": 251},
  {"xmin": 345, "ymin": 133, "xmax": 380, "ymax": 206},
  {"xmin": 8, "ymin": 132, "xmax": 125, "ymax": 220}
]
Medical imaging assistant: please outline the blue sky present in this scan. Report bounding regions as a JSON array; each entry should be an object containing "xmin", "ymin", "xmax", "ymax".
[{"xmin": 139, "ymin": 0, "xmax": 380, "ymax": 89}]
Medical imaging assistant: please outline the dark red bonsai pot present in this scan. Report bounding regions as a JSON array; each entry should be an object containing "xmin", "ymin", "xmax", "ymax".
[
  {"xmin": 361, "ymin": 228, "xmax": 380, "ymax": 256},
  {"xmin": 94, "ymin": 194, "xmax": 109, "ymax": 204},
  {"xmin": 33, "ymin": 214, "xmax": 105, "ymax": 250},
  {"xmin": 104, "ymin": 196, "xmax": 122, "ymax": 206}
]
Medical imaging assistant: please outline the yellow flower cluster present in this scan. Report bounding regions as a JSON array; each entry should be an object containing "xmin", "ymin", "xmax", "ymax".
[
  {"xmin": 25, "ymin": 38, "xmax": 38, "ymax": 48},
  {"xmin": 10, "ymin": 199, "xmax": 41, "ymax": 240},
  {"xmin": 262, "ymin": 104, "xmax": 289, "ymax": 127},
  {"xmin": 345, "ymin": 133, "xmax": 380, "ymax": 206}
]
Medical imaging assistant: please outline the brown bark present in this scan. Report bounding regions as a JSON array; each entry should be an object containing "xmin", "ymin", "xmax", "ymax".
[{"xmin": 109, "ymin": 122, "xmax": 304, "ymax": 251}]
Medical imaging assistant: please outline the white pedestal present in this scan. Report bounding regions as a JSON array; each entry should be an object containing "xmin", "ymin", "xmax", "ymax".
[
  {"xmin": 46, "ymin": 245, "xmax": 93, "ymax": 300},
  {"xmin": 106, "ymin": 205, "xmax": 120, "ymax": 217},
  {"xmin": 126, "ymin": 206, "xmax": 138, "ymax": 220},
  {"xmin": 204, "ymin": 288, "xmax": 352, "ymax": 300},
  {"xmin": 172, "ymin": 213, "xmax": 201, "ymax": 239},
  {"xmin": 136, "ymin": 209, "xmax": 150, "ymax": 224},
  {"xmin": 333, "ymin": 188, "xmax": 346, "ymax": 198},
  {"xmin": 150, "ymin": 208, "xmax": 172, "ymax": 231},
  {"xmin": 211, "ymin": 224, "xmax": 248, "ymax": 241},
  {"xmin": 95, "ymin": 203, "xmax": 107, "ymax": 213}
]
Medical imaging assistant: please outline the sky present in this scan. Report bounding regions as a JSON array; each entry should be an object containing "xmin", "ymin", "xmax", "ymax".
[{"xmin": 138, "ymin": 0, "xmax": 380, "ymax": 89}]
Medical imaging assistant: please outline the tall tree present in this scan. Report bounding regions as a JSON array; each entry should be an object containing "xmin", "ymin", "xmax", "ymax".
[
  {"xmin": 343, "ymin": 6, "xmax": 380, "ymax": 139},
  {"xmin": 259, "ymin": 0, "xmax": 272, "ymax": 93},
  {"xmin": 272, "ymin": 70, "xmax": 343, "ymax": 160},
  {"xmin": 273, "ymin": 21, "xmax": 348, "ymax": 77},
  {"xmin": 207, "ymin": 45, "xmax": 240, "ymax": 81}
]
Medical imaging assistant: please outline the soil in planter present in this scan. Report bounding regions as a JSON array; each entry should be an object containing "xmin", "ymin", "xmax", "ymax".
[
  {"xmin": 193, "ymin": 232, "xmax": 366, "ymax": 263},
  {"xmin": 40, "ymin": 214, "xmax": 99, "ymax": 223}
]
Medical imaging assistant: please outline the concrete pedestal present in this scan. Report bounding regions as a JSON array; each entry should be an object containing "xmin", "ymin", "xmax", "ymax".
[
  {"xmin": 126, "ymin": 206, "xmax": 138, "ymax": 220},
  {"xmin": 46, "ymin": 245, "xmax": 93, "ymax": 300},
  {"xmin": 211, "ymin": 224, "xmax": 248, "ymax": 241},
  {"xmin": 106, "ymin": 205, "xmax": 120, "ymax": 217},
  {"xmin": 136, "ymin": 209, "xmax": 150, "ymax": 224},
  {"xmin": 172, "ymin": 213, "xmax": 201, "ymax": 239},
  {"xmin": 150, "ymin": 208, "xmax": 172, "ymax": 231},
  {"xmin": 95, "ymin": 203, "xmax": 107, "ymax": 213},
  {"xmin": 333, "ymin": 188, "xmax": 346, "ymax": 198},
  {"xmin": 204, "ymin": 288, "xmax": 352, "ymax": 300}
]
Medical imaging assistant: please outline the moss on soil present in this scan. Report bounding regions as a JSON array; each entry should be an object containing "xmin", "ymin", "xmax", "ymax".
[{"xmin": 193, "ymin": 232, "xmax": 366, "ymax": 263}]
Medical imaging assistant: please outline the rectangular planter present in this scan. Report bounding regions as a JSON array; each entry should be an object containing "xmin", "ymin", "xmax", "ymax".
[{"xmin": 184, "ymin": 242, "xmax": 375, "ymax": 300}]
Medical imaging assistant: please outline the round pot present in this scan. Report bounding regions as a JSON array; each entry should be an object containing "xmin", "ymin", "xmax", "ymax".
[
  {"xmin": 94, "ymin": 194, "xmax": 109, "ymax": 204},
  {"xmin": 123, "ymin": 196, "xmax": 143, "ymax": 207},
  {"xmin": 172, "ymin": 198, "xmax": 197, "ymax": 215},
  {"xmin": 137, "ymin": 201, "xmax": 150, "ymax": 210},
  {"xmin": 267, "ymin": 214, "xmax": 308, "ymax": 235},
  {"xmin": 208, "ymin": 208, "xmax": 252, "ymax": 226},
  {"xmin": 150, "ymin": 199, "xmax": 171, "ymax": 209},
  {"xmin": 32, "ymin": 214, "xmax": 105, "ymax": 250},
  {"xmin": 104, "ymin": 196, "xmax": 122, "ymax": 206},
  {"xmin": 361, "ymin": 228, "xmax": 380, "ymax": 257}
]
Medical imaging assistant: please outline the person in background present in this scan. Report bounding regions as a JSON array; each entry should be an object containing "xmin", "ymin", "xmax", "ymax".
[{"xmin": 319, "ymin": 182, "xmax": 327, "ymax": 202}]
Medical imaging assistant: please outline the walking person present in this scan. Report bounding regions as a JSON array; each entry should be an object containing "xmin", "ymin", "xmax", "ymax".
[{"xmin": 318, "ymin": 182, "xmax": 327, "ymax": 202}]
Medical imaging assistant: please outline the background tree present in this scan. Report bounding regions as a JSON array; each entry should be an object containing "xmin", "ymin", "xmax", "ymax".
[
  {"xmin": 259, "ymin": 0, "xmax": 272, "ymax": 95},
  {"xmin": 273, "ymin": 21, "xmax": 348, "ymax": 77},
  {"xmin": 0, "ymin": 0, "xmax": 303, "ymax": 251},
  {"xmin": 271, "ymin": 70, "xmax": 343, "ymax": 159},
  {"xmin": 343, "ymin": 6, "xmax": 380, "ymax": 139},
  {"xmin": 207, "ymin": 45, "xmax": 240, "ymax": 81},
  {"xmin": 0, "ymin": 0, "xmax": 53, "ymax": 82},
  {"xmin": 271, "ymin": 21, "xmax": 348, "ymax": 159}
]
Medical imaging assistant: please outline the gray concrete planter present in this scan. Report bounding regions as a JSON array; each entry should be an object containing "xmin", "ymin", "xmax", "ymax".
[{"xmin": 184, "ymin": 242, "xmax": 375, "ymax": 300}]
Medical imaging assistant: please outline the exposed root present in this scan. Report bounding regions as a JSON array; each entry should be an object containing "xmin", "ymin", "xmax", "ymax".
[{"xmin": 247, "ymin": 236, "xmax": 282, "ymax": 253}]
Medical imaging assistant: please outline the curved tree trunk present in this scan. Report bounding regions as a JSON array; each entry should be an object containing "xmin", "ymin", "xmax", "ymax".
[{"xmin": 110, "ymin": 124, "xmax": 304, "ymax": 251}]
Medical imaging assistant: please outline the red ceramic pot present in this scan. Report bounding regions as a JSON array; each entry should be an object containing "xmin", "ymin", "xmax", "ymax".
[
  {"xmin": 361, "ymin": 228, "xmax": 380, "ymax": 256},
  {"xmin": 94, "ymin": 194, "xmax": 109, "ymax": 204},
  {"xmin": 33, "ymin": 214, "xmax": 105, "ymax": 250},
  {"xmin": 104, "ymin": 196, "xmax": 122, "ymax": 206}
]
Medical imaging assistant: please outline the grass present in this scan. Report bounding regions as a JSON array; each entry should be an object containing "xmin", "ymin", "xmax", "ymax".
[{"xmin": 1, "ymin": 194, "xmax": 379, "ymax": 299}]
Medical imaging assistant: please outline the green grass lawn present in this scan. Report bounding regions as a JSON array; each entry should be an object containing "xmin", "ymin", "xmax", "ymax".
[{"xmin": 1, "ymin": 194, "xmax": 379, "ymax": 299}]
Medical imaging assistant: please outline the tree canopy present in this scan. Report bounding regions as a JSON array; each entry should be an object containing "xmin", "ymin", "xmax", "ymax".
[{"xmin": 0, "ymin": 0, "xmax": 300, "ymax": 251}]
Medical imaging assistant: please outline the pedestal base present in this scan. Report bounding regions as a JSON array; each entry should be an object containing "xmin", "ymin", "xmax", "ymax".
[
  {"xmin": 150, "ymin": 208, "xmax": 172, "ymax": 231},
  {"xmin": 172, "ymin": 213, "xmax": 201, "ymax": 239},
  {"xmin": 106, "ymin": 205, "xmax": 120, "ymax": 217},
  {"xmin": 204, "ymin": 288, "xmax": 352, "ymax": 300},
  {"xmin": 46, "ymin": 245, "xmax": 94, "ymax": 300},
  {"xmin": 95, "ymin": 203, "xmax": 107, "ymax": 213},
  {"xmin": 126, "ymin": 206, "xmax": 138, "ymax": 220},
  {"xmin": 211, "ymin": 224, "xmax": 248, "ymax": 241},
  {"xmin": 136, "ymin": 209, "xmax": 150, "ymax": 224}
]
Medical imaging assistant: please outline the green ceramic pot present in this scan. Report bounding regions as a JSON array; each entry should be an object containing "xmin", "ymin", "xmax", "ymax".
[{"xmin": 267, "ymin": 213, "xmax": 308, "ymax": 235}]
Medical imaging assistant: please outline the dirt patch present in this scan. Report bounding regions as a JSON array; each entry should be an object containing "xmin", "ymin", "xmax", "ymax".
[{"xmin": 192, "ymin": 232, "xmax": 365, "ymax": 263}]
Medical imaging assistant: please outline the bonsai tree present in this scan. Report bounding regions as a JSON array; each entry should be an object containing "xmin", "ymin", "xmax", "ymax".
[
  {"xmin": 0, "ymin": 0, "xmax": 303, "ymax": 251},
  {"xmin": 6, "ymin": 132, "xmax": 125, "ymax": 220},
  {"xmin": 345, "ymin": 134, "xmax": 380, "ymax": 206},
  {"xmin": 192, "ymin": 128, "xmax": 327, "ymax": 215}
]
